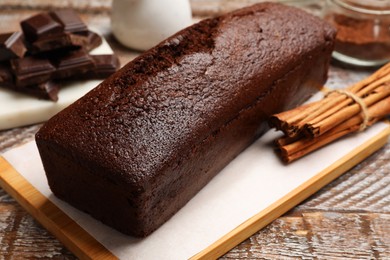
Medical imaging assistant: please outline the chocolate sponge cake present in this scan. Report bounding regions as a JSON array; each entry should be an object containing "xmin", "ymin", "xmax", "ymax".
[{"xmin": 36, "ymin": 3, "xmax": 336, "ymax": 237}]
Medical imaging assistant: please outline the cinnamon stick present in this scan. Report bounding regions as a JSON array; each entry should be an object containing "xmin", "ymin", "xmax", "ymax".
[
  {"xmin": 270, "ymin": 62, "xmax": 390, "ymax": 163},
  {"xmin": 271, "ymin": 63, "xmax": 390, "ymax": 138},
  {"xmin": 305, "ymin": 86, "xmax": 390, "ymax": 137},
  {"xmin": 278, "ymin": 96, "xmax": 390, "ymax": 162}
]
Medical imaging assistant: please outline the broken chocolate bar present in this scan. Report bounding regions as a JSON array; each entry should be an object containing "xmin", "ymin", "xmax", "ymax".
[
  {"xmin": 0, "ymin": 63, "xmax": 13, "ymax": 86},
  {"xmin": 29, "ymin": 33, "xmax": 75, "ymax": 53},
  {"xmin": 0, "ymin": 32, "xmax": 27, "ymax": 61},
  {"xmin": 50, "ymin": 9, "xmax": 88, "ymax": 34},
  {"xmin": 38, "ymin": 31, "xmax": 102, "ymax": 53},
  {"xmin": 52, "ymin": 49, "xmax": 94, "ymax": 79},
  {"xmin": 11, "ymin": 80, "xmax": 59, "ymax": 101},
  {"xmin": 83, "ymin": 54, "xmax": 120, "ymax": 78},
  {"xmin": 83, "ymin": 31, "xmax": 102, "ymax": 51},
  {"xmin": 25, "ymin": 80, "xmax": 59, "ymax": 101},
  {"xmin": 1, "ymin": 9, "xmax": 119, "ymax": 101},
  {"xmin": 25, "ymin": 9, "xmax": 94, "ymax": 54},
  {"xmin": 28, "ymin": 31, "xmax": 101, "ymax": 54},
  {"xmin": 0, "ymin": 64, "xmax": 58, "ymax": 101},
  {"xmin": 10, "ymin": 56, "xmax": 56, "ymax": 87},
  {"xmin": 21, "ymin": 13, "xmax": 63, "ymax": 42}
]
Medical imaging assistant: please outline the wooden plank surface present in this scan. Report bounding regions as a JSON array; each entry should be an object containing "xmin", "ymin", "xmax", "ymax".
[{"xmin": 0, "ymin": 0, "xmax": 389, "ymax": 258}]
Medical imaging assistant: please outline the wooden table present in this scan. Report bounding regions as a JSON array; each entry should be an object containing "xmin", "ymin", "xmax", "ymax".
[{"xmin": 0, "ymin": 0, "xmax": 389, "ymax": 258}]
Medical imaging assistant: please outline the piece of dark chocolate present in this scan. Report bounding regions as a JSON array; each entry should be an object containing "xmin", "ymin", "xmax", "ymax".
[
  {"xmin": 82, "ymin": 54, "xmax": 120, "ymax": 79},
  {"xmin": 0, "ymin": 9, "xmax": 118, "ymax": 102},
  {"xmin": 26, "ymin": 80, "xmax": 59, "ymax": 101},
  {"xmin": 0, "ymin": 65, "xmax": 58, "ymax": 101},
  {"xmin": 10, "ymin": 56, "xmax": 56, "ymax": 87},
  {"xmin": 50, "ymin": 9, "xmax": 88, "ymax": 34},
  {"xmin": 0, "ymin": 63, "xmax": 13, "ymax": 86},
  {"xmin": 10, "ymin": 80, "xmax": 59, "ymax": 101},
  {"xmin": 83, "ymin": 31, "xmax": 102, "ymax": 51},
  {"xmin": 0, "ymin": 32, "xmax": 27, "ymax": 61},
  {"xmin": 52, "ymin": 49, "xmax": 94, "ymax": 79},
  {"xmin": 30, "ymin": 33, "xmax": 69, "ymax": 52},
  {"xmin": 21, "ymin": 13, "xmax": 63, "ymax": 42},
  {"xmin": 30, "ymin": 33, "xmax": 88, "ymax": 54}
]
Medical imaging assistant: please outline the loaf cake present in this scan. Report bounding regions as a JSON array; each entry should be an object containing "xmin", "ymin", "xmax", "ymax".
[{"xmin": 36, "ymin": 3, "xmax": 336, "ymax": 237}]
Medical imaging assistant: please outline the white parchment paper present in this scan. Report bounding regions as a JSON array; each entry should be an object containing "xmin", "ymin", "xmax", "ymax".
[{"xmin": 2, "ymin": 121, "xmax": 388, "ymax": 259}]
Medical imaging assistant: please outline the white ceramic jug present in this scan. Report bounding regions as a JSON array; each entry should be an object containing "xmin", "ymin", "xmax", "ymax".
[{"xmin": 111, "ymin": 0, "xmax": 192, "ymax": 51}]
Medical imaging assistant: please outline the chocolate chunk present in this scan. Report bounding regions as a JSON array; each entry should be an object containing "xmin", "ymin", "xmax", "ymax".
[
  {"xmin": 10, "ymin": 56, "xmax": 56, "ymax": 87},
  {"xmin": 0, "ymin": 32, "xmax": 27, "ymax": 61},
  {"xmin": 82, "ymin": 54, "xmax": 120, "ymax": 79},
  {"xmin": 25, "ymin": 80, "xmax": 59, "ymax": 101},
  {"xmin": 30, "ymin": 33, "xmax": 88, "ymax": 54},
  {"xmin": 83, "ymin": 31, "xmax": 102, "ymax": 51},
  {"xmin": 22, "ymin": 10, "xmax": 90, "ymax": 54},
  {"xmin": 12, "ymin": 80, "xmax": 59, "ymax": 101},
  {"xmin": 0, "ymin": 64, "xmax": 58, "ymax": 101},
  {"xmin": 0, "ymin": 9, "xmax": 118, "ymax": 102},
  {"xmin": 0, "ymin": 63, "xmax": 13, "ymax": 86},
  {"xmin": 50, "ymin": 9, "xmax": 88, "ymax": 34},
  {"xmin": 52, "ymin": 49, "xmax": 94, "ymax": 79},
  {"xmin": 21, "ymin": 13, "xmax": 63, "ymax": 41},
  {"xmin": 30, "ymin": 33, "xmax": 70, "ymax": 52}
]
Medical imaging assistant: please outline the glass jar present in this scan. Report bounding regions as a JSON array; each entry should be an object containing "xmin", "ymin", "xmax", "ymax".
[{"xmin": 324, "ymin": 0, "xmax": 390, "ymax": 67}]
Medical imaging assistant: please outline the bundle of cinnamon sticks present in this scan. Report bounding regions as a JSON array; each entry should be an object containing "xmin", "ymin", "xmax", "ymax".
[{"xmin": 269, "ymin": 62, "xmax": 390, "ymax": 163}]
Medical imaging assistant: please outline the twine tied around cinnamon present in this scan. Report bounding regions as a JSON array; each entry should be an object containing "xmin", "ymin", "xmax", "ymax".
[
  {"xmin": 268, "ymin": 62, "xmax": 390, "ymax": 163},
  {"xmin": 325, "ymin": 89, "xmax": 370, "ymax": 131}
]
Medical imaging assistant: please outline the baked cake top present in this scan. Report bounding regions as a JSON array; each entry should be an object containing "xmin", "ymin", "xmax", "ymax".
[{"xmin": 36, "ymin": 3, "xmax": 335, "ymax": 190}]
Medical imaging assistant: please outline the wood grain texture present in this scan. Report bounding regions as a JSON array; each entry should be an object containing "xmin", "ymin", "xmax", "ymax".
[
  {"xmin": 221, "ymin": 212, "xmax": 390, "ymax": 259},
  {"xmin": 0, "ymin": 189, "xmax": 76, "ymax": 259},
  {"xmin": 0, "ymin": 125, "xmax": 41, "ymax": 153},
  {"xmin": 295, "ymin": 145, "xmax": 390, "ymax": 214},
  {"xmin": 0, "ymin": 0, "xmax": 389, "ymax": 259}
]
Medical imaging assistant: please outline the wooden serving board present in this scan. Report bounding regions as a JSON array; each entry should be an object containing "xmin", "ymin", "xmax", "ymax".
[{"xmin": 0, "ymin": 121, "xmax": 389, "ymax": 260}]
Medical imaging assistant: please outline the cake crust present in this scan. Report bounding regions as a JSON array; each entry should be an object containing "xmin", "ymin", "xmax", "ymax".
[{"xmin": 36, "ymin": 3, "xmax": 335, "ymax": 236}]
